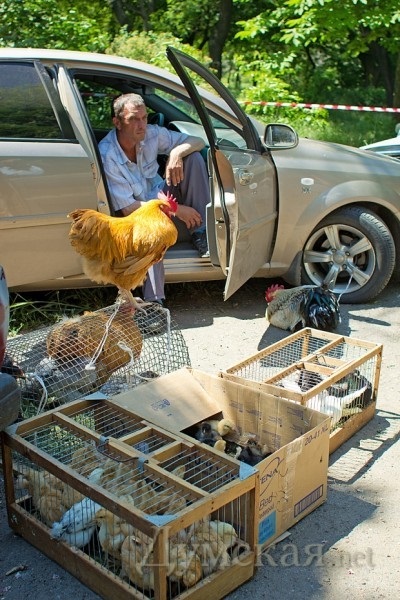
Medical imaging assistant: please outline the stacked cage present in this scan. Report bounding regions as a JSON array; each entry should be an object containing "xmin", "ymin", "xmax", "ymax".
[
  {"xmin": 3, "ymin": 302, "xmax": 190, "ymax": 419},
  {"xmin": 221, "ymin": 328, "xmax": 382, "ymax": 451},
  {"xmin": 2, "ymin": 398, "xmax": 256, "ymax": 600}
]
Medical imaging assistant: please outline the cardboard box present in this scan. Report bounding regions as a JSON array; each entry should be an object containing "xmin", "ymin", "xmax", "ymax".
[{"xmin": 111, "ymin": 368, "xmax": 330, "ymax": 549}]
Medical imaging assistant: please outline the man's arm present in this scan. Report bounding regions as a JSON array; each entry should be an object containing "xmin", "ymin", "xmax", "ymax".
[{"xmin": 165, "ymin": 135, "xmax": 205, "ymax": 186}]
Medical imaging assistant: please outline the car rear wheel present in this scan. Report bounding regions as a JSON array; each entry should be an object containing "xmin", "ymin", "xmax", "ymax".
[{"xmin": 301, "ymin": 206, "xmax": 395, "ymax": 303}]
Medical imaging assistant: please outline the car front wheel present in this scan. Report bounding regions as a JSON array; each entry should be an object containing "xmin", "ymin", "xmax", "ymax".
[{"xmin": 301, "ymin": 206, "xmax": 395, "ymax": 303}]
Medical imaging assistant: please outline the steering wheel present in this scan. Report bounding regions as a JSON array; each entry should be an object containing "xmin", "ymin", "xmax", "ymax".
[{"xmin": 148, "ymin": 112, "xmax": 165, "ymax": 127}]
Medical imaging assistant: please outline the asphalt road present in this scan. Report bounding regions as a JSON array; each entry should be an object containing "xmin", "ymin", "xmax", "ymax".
[{"xmin": 1, "ymin": 278, "xmax": 399, "ymax": 600}]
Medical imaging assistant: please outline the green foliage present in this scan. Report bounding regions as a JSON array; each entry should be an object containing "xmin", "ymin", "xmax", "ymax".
[
  {"xmin": 9, "ymin": 289, "xmax": 117, "ymax": 335},
  {"xmin": 107, "ymin": 29, "xmax": 208, "ymax": 69},
  {"xmin": 0, "ymin": 0, "xmax": 117, "ymax": 51}
]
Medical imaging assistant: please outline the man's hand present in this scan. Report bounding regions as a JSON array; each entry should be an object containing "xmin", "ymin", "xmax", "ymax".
[
  {"xmin": 175, "ymin": 205, "xmax": 202, "ymax": 230},
  {"xmin": 165, "ymin": 154, "xmax": 184, "ymax": 186}
]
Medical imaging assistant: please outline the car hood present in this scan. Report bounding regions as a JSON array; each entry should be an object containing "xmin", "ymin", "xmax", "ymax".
[{"xmin": 271, "ymin": 136, "xmax": 400, "ymax": 177}]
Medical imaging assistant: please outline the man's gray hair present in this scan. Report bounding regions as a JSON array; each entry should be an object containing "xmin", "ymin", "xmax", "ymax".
[{"xmin": 112, "ymin": 93, "xmax": 146, "ymax": 119}]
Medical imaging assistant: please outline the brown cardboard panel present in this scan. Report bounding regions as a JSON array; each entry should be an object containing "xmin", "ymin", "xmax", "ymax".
[
  {"xmin": 111, "ymin": 368, "xmax": 221, "ymax": 430},
  {"xmin": 111, "ymin": 367, "xmax": 330, "ymax": 549}
]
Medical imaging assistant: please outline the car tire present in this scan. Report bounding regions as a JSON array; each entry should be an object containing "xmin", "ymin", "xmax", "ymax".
[{"xmin": 301, "ymin": 206, "xmax": 395, "ymax": 304}]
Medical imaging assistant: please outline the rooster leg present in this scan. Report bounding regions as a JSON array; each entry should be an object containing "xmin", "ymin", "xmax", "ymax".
[{"xmin": 117, "ymin": 289, "xmax": 151, "ymax": 312}]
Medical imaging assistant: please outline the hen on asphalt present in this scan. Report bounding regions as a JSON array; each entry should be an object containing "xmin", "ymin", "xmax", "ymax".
[
  {"xmin": 265, "ymin": 283, "xmax": 341, "ymax": 331},
  {"xmin": 68, "ymin": 191, "xmax": 178, "ymax": 310}
]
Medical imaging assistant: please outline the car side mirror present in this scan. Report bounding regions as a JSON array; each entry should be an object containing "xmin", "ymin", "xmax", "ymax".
[{"xmin": 264, "ymin": 123, "xmax": 298, "ymax": 149}]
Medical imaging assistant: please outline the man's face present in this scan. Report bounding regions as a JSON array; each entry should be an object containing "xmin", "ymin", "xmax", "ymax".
[{"xmin": 114, "ymin": 103, "xmax": 148, "ymax": 143}]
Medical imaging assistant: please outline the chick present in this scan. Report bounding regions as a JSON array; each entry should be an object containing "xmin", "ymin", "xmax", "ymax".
[
  {"xmin": 120, "ymin": 535, "xmax": 155, "ymax": 591},
  {"xmin": 195, "ymin": 421, "xmax": 222, "ymax": 446},
  {"xmin": 69, "ymin": 445, "xmax": 104, "ymax": 476},
  {"xmin": 187, "ymin": 518, "xmax": 231, "ymax": 576},
  {"xmin": 206, "ymin": 418, "xmax": 238, "ymax": 438},
  {"xmin": 37, "ymin": 486, "xmax": 68, "ymax": 526},
  {"xmin": 195, "ymin": 418, "xmax": 238, "ymax": 447},
  {"xmin": 96, "ymin": 508, "xmax": 127, "ymax": 560},
  {"xmin": 235, "ymin": 436, "xmax": 270, "ymax": 466},
  {"xmin": 213, "ymin": 439, "xmax": 227, "ymax": 453},
  {"xmin": 209, "ymin": 520, "xmax": 238, "ymax": 550},
  {"xmin": 15, "ymin": 467, "xmax": 64, "ymax": 509},
  {"xmin": 51, "ymin": 497, "xmax": 102, "ymax": 548},
  {"xmin": 168, "ymin": 544, "xmax": 202, "ymax": 589}
]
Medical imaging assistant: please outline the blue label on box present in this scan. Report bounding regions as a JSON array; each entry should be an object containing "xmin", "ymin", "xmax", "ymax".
[{"xmin": 258, "ymin": 511, "xmax": 277, "ymax": 545}]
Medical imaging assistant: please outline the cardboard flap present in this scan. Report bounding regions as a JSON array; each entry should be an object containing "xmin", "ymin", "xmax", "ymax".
[{"xmin": 110, "ymin": 368, "xmax": 221, "ymax": 430}]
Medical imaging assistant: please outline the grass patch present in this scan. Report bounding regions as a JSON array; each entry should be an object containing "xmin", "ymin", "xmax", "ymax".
[{"xmin": 9, "ymin": 288, "xmax": 118, "ymax": 335}]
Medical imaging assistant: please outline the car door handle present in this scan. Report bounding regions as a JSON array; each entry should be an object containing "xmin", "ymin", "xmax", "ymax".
[{"xmin": 238, "ymin": 169, "xmax": 254, "ymax": 185}]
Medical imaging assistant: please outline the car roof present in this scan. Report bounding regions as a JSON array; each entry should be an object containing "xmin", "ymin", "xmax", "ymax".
[
  {"xmin": 0, "ymin": 47, "xmax": 244, "ymax": 125},
  {"xmin": 0, "ymin": 47, "xmax": 180, "ymax": 80}
]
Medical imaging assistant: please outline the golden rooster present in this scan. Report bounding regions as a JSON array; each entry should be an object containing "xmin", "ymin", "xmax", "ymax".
[{"xmin": 68, "ymin": 191, "xmax": 178, "ymax": 309}]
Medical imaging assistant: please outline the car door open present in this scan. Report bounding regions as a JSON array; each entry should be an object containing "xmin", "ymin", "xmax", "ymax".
[{"xmin": 166, "ymin": 46, "xmax": 277, "ymax": 299}]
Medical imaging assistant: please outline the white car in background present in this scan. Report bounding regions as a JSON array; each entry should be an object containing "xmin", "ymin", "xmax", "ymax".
[{"xmin": 361, "ymin": 128, "xmax": 400, "ymax": 160}]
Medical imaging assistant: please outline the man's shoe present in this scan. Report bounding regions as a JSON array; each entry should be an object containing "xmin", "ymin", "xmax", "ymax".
[{"xmin": 191, "ymin": 231, "xmax": 209, "ymax": 258}]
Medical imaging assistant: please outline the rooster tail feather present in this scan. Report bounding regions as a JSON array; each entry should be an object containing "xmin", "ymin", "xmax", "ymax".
[{"xmin": 301, "ymin": 286, "xmax": 341, "ymax": 331}]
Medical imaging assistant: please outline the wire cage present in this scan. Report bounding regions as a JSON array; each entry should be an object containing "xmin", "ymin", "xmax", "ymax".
[
  {"xmin": 221, "ymin": 328, "xmax": 382, "ymax": 436},
  {"xmin": 3, "ymin": 302, "xmax": 191, "ymax": 420},
  {"xmin": 2, "ymin": 399, "xmax": 257, "ymax": 600}
]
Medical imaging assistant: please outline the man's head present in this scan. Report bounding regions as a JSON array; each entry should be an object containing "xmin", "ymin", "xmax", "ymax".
[{"xmin": 112, "ymin": 93, "xmax": 148, "ymax": 144}]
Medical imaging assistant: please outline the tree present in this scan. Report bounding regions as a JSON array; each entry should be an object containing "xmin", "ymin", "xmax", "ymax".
[
  {"xmin": 0, "ymin": 0, "xmax": 117, "ymax": 51},
  {"xmin": 236, "ymin": 0, "xmax": 400, "ymax": 110}
]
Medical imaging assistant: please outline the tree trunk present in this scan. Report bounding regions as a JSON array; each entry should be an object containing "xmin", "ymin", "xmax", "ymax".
[
  {"xmin": 393, "ymin": 52, "xmax": 400, "ymax": 125},
  {"xmin": 359, "ymin": 43, "xmax": 394, "ymax": 106},
  {"xmin": 208, "ymin": 0, "xmax": 233, "ymax": 78},
  {"xmin": 110, "ymin": 0, "xmax": 157, "ymax": 31}
]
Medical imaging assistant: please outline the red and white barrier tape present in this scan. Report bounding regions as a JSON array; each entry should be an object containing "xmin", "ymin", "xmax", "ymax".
[{"xmin": 240, "ymin": 101, "xmax": 400, "ymax": 113}]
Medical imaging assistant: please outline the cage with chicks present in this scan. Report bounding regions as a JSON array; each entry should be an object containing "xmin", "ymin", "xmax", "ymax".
[
  {"xmin": 2, "ymin": 396, "xmax": 257, "ymax": 600},
  {"xmin": 3, "ymin": 301, "xmax": 190, "ymax": 420},
  {"xmin": 220, "ymin": 328, "xmax": 382, "ymax": 453}
]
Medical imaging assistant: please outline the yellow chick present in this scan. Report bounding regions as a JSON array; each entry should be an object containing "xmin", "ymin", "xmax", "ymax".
[
  {"xmin": 187, "ymin": 518, "xmax": 231, "ymax": 576},
  {"xmin": 96, "ymin": 507, "xmax": 127, "ymax": 560},
  {"xmin": 37, "ymin": 486, "xmax": 68, "ymax": 526},
  {"xmin": 209, "ymin": 520, "xmax": 238, "ymax": 549},
  {"xmin": 168, "ymin": 543, "xmax": 202, "ymax": 588},
  {"xmin": 121, "ymin": 535, "xmax": 155, "ymax": 591},
  {"xmin": 206, "ymin": 418, "xmax": 238, "ymax": 438},
  {"xmin": 69, "ymin": 445, "xmax": 104, "ymax": 476},
  {"xmin": 213, "ymin": 439, "xmax": 227, "ymax": 453}
]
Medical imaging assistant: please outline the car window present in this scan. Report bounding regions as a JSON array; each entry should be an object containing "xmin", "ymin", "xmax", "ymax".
[
  {"xmin": 0, "ymin": 62, "xmax": 63, "ymax": 139},
  {"xmin": 155, "ymin": 90, "xmax": 230, "ymax": 130},
  {"xmin": 73, "ymin": 74, "xmax": 236, "ymax": 139}
]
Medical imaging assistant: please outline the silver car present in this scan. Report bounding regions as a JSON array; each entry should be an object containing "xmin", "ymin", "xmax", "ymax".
[{"xmin": 1, "ymin": 47, "xmax": 400, "ymax": 303}]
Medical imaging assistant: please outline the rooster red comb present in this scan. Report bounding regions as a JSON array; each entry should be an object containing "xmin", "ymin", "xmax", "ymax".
[
  {"xmin": 157, "ymin": 190, "xmax": 178, "ymax": 214},
  {"xmin": 265, "ymin": 283, "xmax": 285, "ymax": 302}
]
